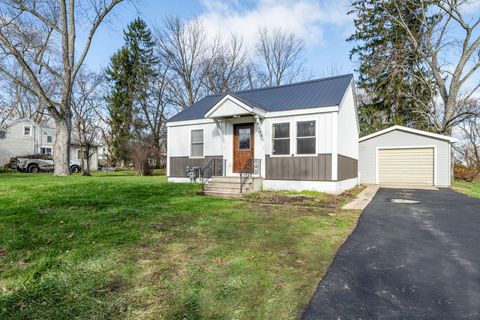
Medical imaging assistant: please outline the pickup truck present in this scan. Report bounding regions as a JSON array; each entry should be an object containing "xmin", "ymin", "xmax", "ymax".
[{"xmin": 16, "ymin": 158, "xmax": 82, "ymax": 173}]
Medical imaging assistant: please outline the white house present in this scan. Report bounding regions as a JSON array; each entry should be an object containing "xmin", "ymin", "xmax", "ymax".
[
  {"xmin": 166, "ymin": 74, "xmax": 359, "ymax": 195},
  {"xmin": 0, "ymin": 118, "xmax": 99, "ymax": 170}
]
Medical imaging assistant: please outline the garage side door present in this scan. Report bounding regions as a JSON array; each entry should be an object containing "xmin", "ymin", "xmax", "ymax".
[{"xmin": 378, "ymin": 148, "xmax": 434, "ymax": 186}]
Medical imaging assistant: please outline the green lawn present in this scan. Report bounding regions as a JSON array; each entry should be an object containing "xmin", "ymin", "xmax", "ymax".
[
  {"xmin": 452, "ymin": 180, "xmax": 480, "ymax": 198},
  {"xmin": 0, "ymin": 171, "xmax": 361, "ymax": 319}
]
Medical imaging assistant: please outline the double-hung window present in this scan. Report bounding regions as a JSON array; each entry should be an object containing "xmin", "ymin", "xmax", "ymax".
[
  {"xmin": 272, "ymin": 123, "xmax": 290, "ymax": 155},
  {"xmin": 296, "ymin": 121, "xmax": 316, "ymax": 154},
  {"xmin": 190, "ymin": 129, "xmax": 204, "ymax": 157},
  {"xmin": 47, "ymin": 135, "xmax": 52, "ymax": 143},
  {"xmin": 0, "ymin": 130, "xmax": 5, "ymax": 139},
  {"xmin": 24, "ymin": 125, "xmax": 31, "ymax": 136}
]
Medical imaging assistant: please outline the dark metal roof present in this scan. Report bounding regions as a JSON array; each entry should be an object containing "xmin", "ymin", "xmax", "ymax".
[{"xmin": 168, "ymin": 74, "xmax": 353, "ymax": 122}]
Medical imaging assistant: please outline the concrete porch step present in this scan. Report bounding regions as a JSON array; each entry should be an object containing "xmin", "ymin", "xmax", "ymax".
[
  {"xmin": 203, "ymin": 176, "xmax": 262, "ymax": 197},
  {"xmin": 204, "ymin": 185, "xmax": 250, "ymax": 193}
]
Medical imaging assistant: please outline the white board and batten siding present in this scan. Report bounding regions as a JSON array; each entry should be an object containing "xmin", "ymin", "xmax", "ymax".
[{"xmin": 359, "ymin": 128, "xmax": 453, "ymax": 187}]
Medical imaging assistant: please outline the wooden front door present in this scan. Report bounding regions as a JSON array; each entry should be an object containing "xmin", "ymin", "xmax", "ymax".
[{"xmin": 233, "ymin": 123, "xmax": 254, "ymax": 173}]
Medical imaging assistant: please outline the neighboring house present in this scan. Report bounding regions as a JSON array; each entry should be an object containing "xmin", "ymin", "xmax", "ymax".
[
  {"xmin": 0, "ymin": 118, "xmax": 55, "ymax": 165},
  {"xmin": 166, "ymin": 74, "xmax": 359, "ymax": 194},
  {"xmin": 359, "ymin": 126, "xmax": 457, "ymax": 187},
  {"xmin": 98, "ymin": 145, "xmax": 109, "ymax": 162},
  {"xmin": 0, "ymin": 118, "xmax": 98, "ymax": 170}
]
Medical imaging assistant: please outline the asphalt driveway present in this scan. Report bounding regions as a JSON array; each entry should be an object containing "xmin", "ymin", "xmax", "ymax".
[{"xmin": 303, "ymin": 188, "xmax": 480, "ymax": 320}]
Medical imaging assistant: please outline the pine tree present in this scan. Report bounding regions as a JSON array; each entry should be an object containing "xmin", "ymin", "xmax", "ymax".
[
  {"xmin": 106, "ymin": 18, "xmax": 157, "ymax": 165},
  {"xmin": 348, "ymin": 0, "xmax": 434, "ymax": 135}
]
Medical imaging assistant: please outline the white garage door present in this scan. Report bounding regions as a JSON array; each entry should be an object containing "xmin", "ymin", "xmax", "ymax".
[{"xmin": 378, "ymin": 148, "xmax": 434, "ymax": 186}]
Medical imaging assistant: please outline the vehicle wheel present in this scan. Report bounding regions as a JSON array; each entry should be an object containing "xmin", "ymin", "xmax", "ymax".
[
  {"xmin": 70, "ymin": 165, "xmax": 80, "ymax": 173},
  {"xmin": 28, "ymin": 164, "xmax": 39, "ymax": 173}
]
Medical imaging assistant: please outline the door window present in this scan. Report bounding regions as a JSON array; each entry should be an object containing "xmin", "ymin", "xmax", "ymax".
[{"xmin": 238, "ymin": 128, "xmax": 251, "ymax": 150}]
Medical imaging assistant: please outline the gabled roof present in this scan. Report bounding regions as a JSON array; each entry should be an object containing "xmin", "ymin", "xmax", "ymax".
[
  {"xmin": 359, "ymin": 125, "xmax": 458, "ymax": 143},
  {"xmin": 168, "ymin": 74, "xmax": 353, "ymax": 122}
]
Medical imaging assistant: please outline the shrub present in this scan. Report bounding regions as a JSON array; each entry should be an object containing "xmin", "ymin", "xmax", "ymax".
[
  {"xmin": 454, "ymin": 165, "xmax": 480, "ymax": 182},
  {"xmin": 0, "ymin": 167, "xmax": 17, "ymax": 174}
]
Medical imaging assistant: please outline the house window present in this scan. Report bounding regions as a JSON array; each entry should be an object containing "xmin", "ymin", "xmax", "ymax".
[
  {"xmin": 190, "ymin": 129, "xmax": 204, "ymax": 157},
  {"xmin": 0, "ymin": 130, "xmax": 5, "ymax": 140},
  {"xmin": 40, "ymin": 147, "xmax": 52, "ymax": 155},
  {"xmin": 296, "ymin": 121, "xmax": 316, "ymax": 154},
  {"xmin": 47, "ymin": 135, "xmax": 52, "ymax": 143},
  {"xmin": 77, "ymin": 149, "xmax": 88, "ymax": 159},
  {"xmin": 24, "ymin": 125, "xmax": 31, "ymax": 136},
  {"xmin": 272, "ymin": 123, "xmax": 290, "ymax": 155}
]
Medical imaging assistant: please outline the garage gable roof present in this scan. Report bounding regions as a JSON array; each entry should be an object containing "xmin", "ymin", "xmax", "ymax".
[
  {"xmin": 359, "ymin": 125, "xmax": 458, "ymax": 143},
  {"xmin": 168, "ymin": 74, "xmax": 353, "ymax": 122}
]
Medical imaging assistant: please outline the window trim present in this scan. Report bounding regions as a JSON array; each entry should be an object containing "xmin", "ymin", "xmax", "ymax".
[
  {"xmin": 23, "ymin": 125, "xmax": 32, "ymax": 136},
  {"xmin": 190, "ymin": 129, "xmax": 205, "ymax": 158},
  {"xmin": 46, "ymin": 135, "xmax": 52, "ymax": 143},
  {"xmin": 271, "ymin": 122, "xmax": 291, "ymax": 156},
  {"xmin": 295, "ymin": 120, "xmax": 316, "ymax": 156}
]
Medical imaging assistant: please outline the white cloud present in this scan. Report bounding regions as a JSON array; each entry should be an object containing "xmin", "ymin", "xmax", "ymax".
[{"xmin": 195, "ymin": 0, "xmax": 352, "ymax": 50}]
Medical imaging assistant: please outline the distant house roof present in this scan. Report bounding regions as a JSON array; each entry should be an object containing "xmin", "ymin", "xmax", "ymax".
[{"xmin": 168, "ymin": 74, "xmax": 353, "ymax": 122}]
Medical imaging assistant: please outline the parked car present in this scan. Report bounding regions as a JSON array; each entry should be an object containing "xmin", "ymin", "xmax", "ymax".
[
  {"xmin": 16, "ymin": 157, "xmax": 82, "ymax": 173},
  {"xmin": 98, "ymin": 164, "xmax": 116, "ymax": 172}
]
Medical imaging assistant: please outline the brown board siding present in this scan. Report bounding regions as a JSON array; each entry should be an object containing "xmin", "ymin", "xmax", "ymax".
[
  {"xmin": 169, "ymin": 156, "xmax": 223, "ymax": 177},
  {"xmin": 265, "ymin": 154, "xmax": 332, "ymax": 181},
  {"xmin": 337, "ymin": 154, "xmax": 358, "ymax": 181}
]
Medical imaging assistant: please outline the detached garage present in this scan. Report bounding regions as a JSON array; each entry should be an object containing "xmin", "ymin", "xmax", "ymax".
[{"xmin": 359, "ymin": 126, "xmax": 457, "ymax": 187}]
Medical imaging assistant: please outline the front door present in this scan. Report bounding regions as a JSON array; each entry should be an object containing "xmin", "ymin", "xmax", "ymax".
[{"xmin": 233, "ymin": 123, "xmax": 254, "ymax": 173}]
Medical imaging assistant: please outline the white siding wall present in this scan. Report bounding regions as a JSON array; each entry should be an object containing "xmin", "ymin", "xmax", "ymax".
[
  {"xmin": 167, "ymin": 121, "xmax": 223, "ymax": 176},
  {"xmin": 359, "ymin": 130, "xmax": 452, "ymax": 186},
  {"xmin": 167, "ymin": 110, "xmax": 338, "ymax": 178},
  {"xmin": 337, "ymin": 83, "xmax": 359, "ymax": 159},
  {"xmin": 264, "ymin": 112, "xmax": 337, "ymax": 156}
]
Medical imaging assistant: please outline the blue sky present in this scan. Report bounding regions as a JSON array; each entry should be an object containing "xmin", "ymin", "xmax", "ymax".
[{"xmin": 84, "ymin": 0, "xmax": 355, "ymax": 77}]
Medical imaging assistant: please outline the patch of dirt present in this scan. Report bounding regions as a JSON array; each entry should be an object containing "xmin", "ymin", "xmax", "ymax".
[{"xmin": 247, "ymin": 194, "xmax": 311, "ymax": 205}]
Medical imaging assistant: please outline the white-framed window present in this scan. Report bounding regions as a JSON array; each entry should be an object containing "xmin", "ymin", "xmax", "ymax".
[
  {"xmin": 23, "ymin": 125, "xmax": 31, "ymax": 136},
  {"xmin": 296, "ymin": 120, "xmax": 316, "ymax": 154},
  {"xmin": 272, "ymin": 122, "xmax": 290, "ymax": 155},
  {"xmin": 77, "ymin": 149, "xmax": 88, "ymax": 159},
  {"xmin": 190, "ymin": 129, "xmax": 204, "ymax": 157},
  {"xmin": 47, "ymin": 135, "xmax": 52, "ymax": 143},
  {"xmin": 0, "ymin": 130, "xmax": 6, "ymax": 140},
  {"xmin": 40, "ymin": 147, "xmax": 52, "ymax": 155}
]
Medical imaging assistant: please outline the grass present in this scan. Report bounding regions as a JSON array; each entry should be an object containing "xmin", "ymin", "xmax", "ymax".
[
  {"xmin": 452, "ymin": 180, "xmax": 480, "ymax": 198},
  {"xmin": 0, "ymin": 171, "xmax": 362, "ymax": 319}
]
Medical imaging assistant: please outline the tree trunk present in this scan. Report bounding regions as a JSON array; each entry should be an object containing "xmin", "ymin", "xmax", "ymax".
[
  {"xmin": 83, "ymin": 146, "xmax": 92, "ymax": 176},
  {"xmin": 53, "ymin": 116, "xmax": 72, "ymax": 176}
]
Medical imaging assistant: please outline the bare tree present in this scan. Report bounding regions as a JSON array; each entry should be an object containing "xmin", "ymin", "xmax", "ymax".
[
  {"xmin": 202, "ymin": 34, "xmax": 250, "ymax": 94},
  {"xmin": 138, "ymin": 63, "xmax": 171, "ymax": 168},
  {"xmin": 0, "ymin": 0, "xmax": 124, "ymax": 175},
  {"xmin": 255, "ymin": 28, "xmax": 305, "ymax": 87},
  {"xmin": 388, "ymin": 0, "xmax": 480, "ymax": 135},
  {"xmin": 71, "ymin": 69, "xmax": 104, "ymax": 176},
  {"xmin": 1, "ymin": 69, "xmax": 51, "ymax": 125},
  {"xmin": 155, "ymin": 17, "xmax": 206, "ymax": 109}
]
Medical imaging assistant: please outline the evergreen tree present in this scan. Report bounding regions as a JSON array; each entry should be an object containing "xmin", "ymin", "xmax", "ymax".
[
  {"xmin": 106, "ymin": 18, "xmax": 157, "ymax": 165},
  {"xmin": 348, "ymin": 0, "xmax": 434, "ymax": 135}
]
